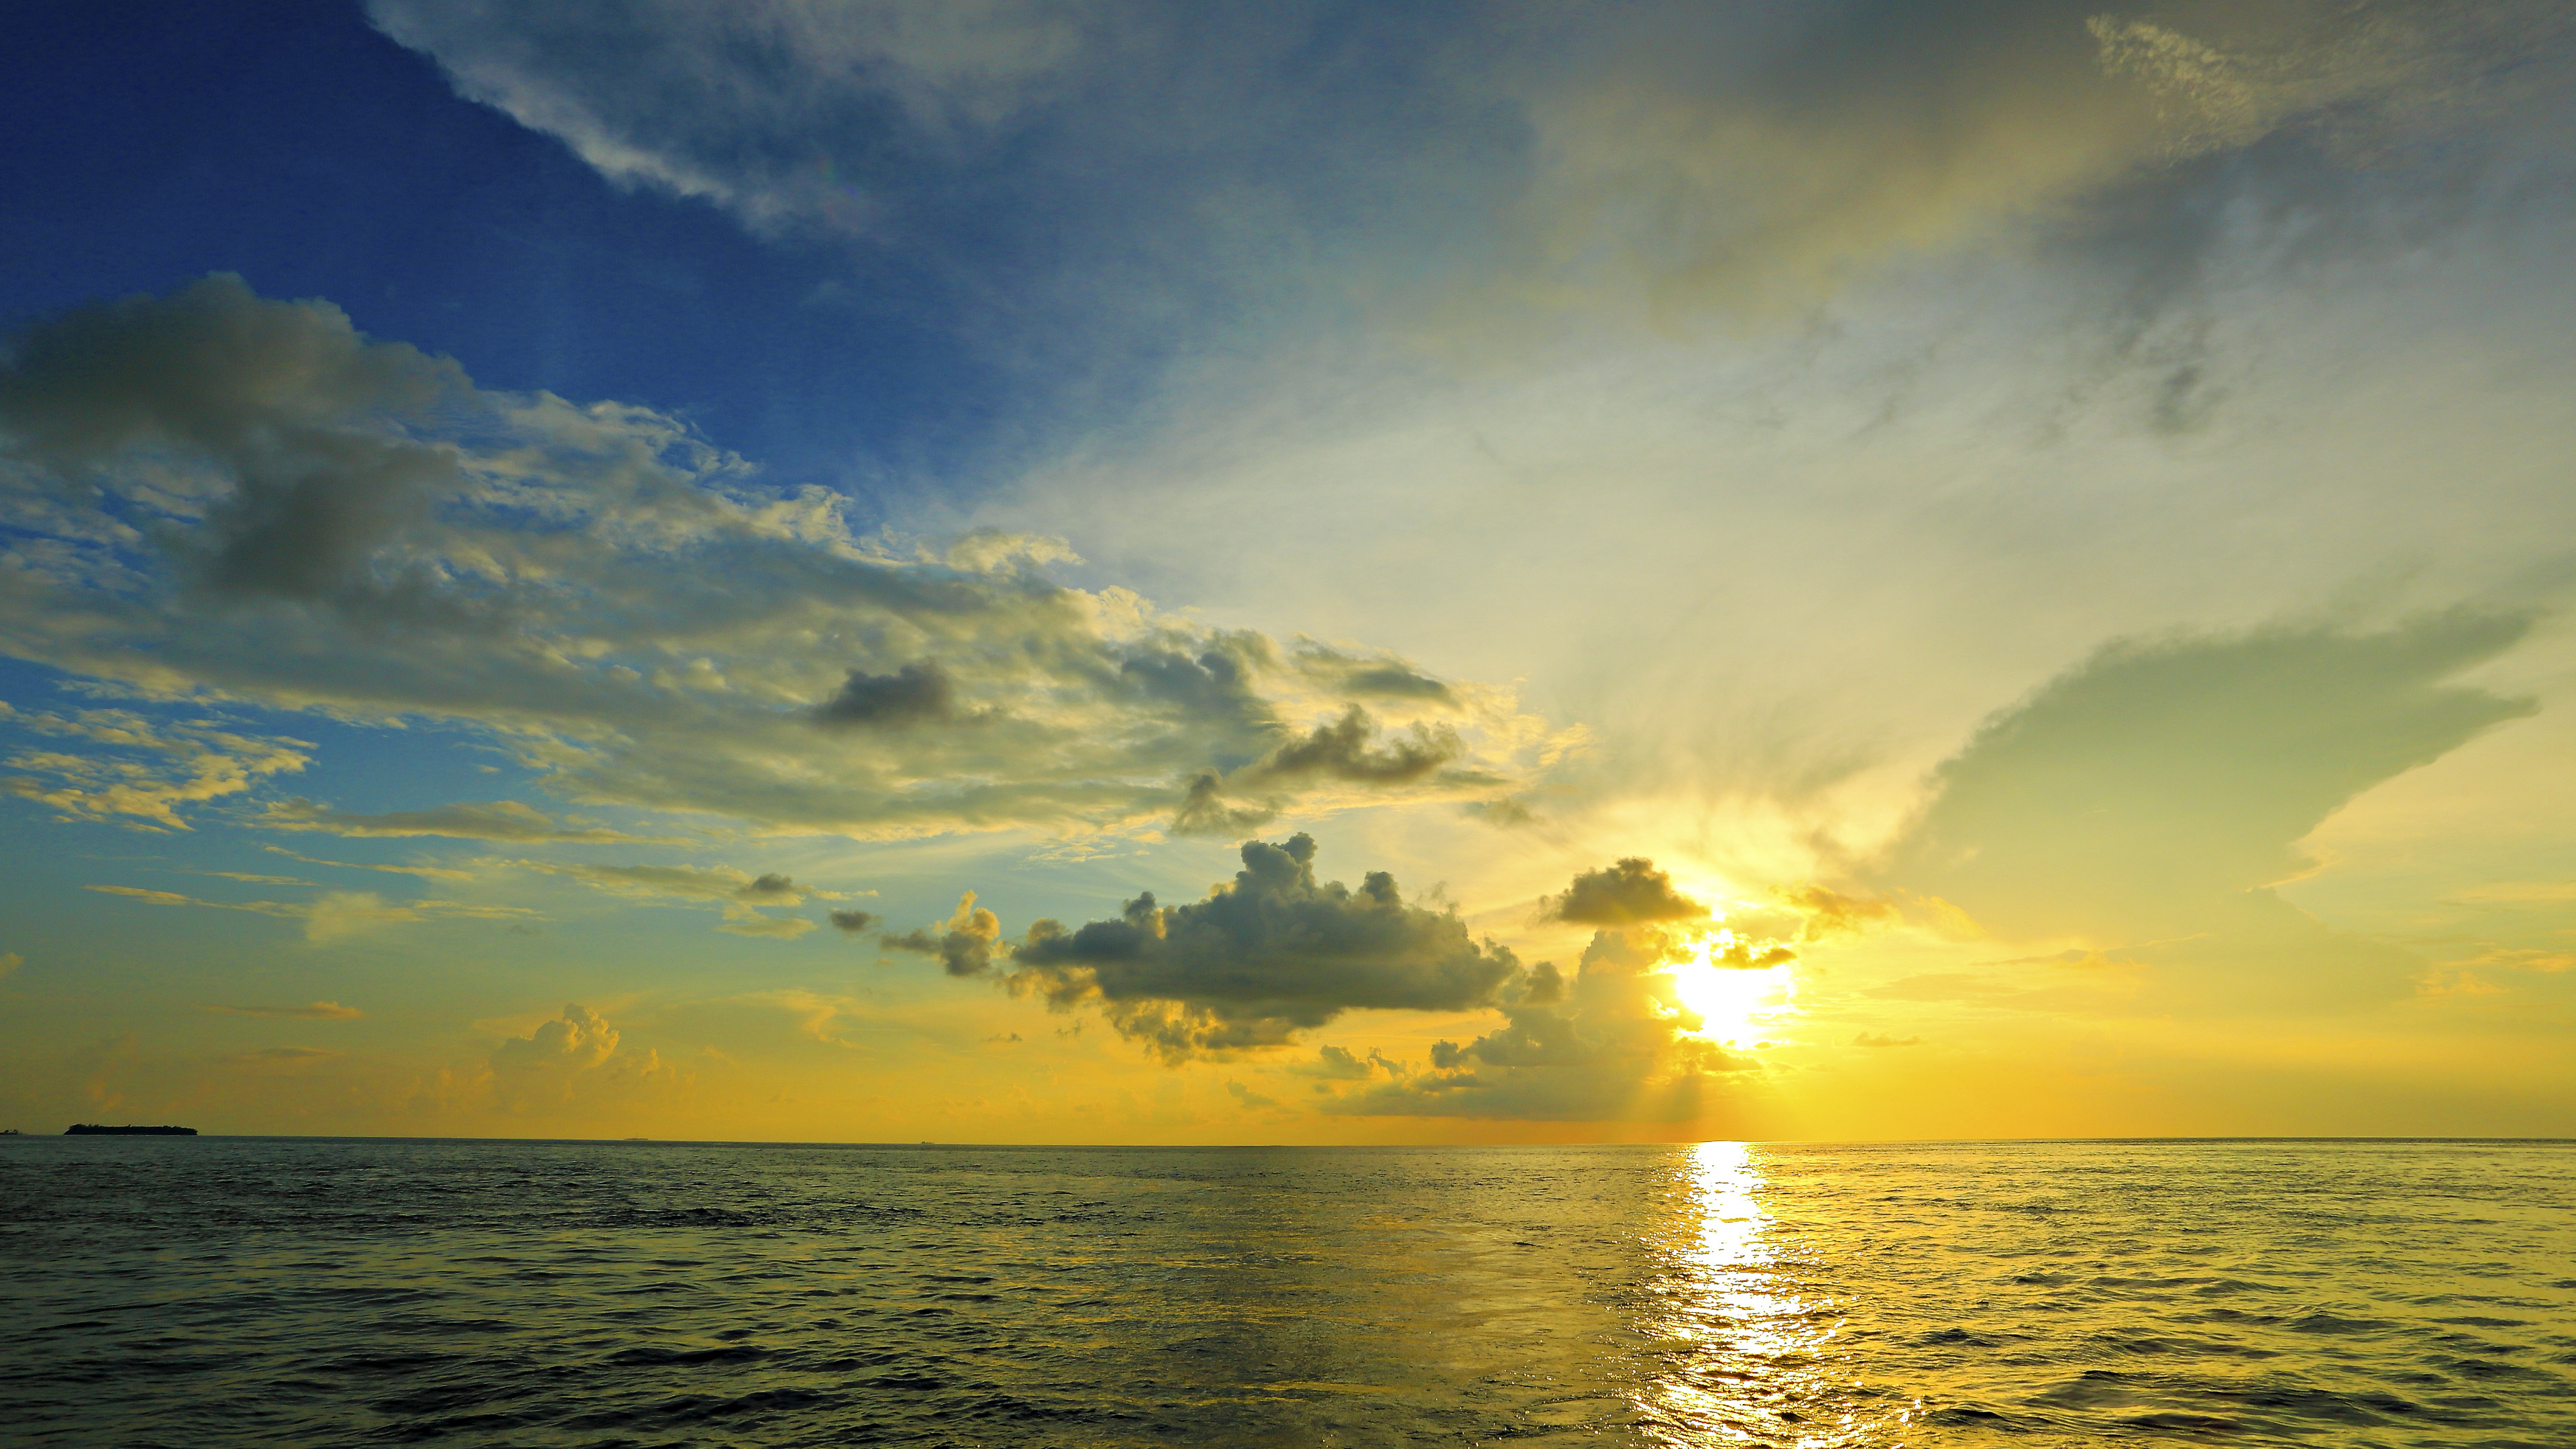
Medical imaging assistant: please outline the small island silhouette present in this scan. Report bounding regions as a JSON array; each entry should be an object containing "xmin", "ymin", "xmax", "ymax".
[{"xmin": 64, "ymin": 1124, "xmax": 197, "ymax": 1136}]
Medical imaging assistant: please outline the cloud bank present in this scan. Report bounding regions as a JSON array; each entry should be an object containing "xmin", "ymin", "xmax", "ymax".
[{"xmin": 0, "ymin": 276, "xmax": 1548, "ymax": 842}]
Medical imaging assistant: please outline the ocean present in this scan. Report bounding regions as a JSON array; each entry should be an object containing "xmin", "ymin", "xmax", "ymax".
[{"xmin": 3, "ymin": 1136, "xmax": 2569, "ymax": 1446}]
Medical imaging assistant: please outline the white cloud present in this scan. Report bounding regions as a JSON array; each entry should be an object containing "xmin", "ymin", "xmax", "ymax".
[{"xmin": 0, "ymin": 277, "xmax": 1550, "ymax": 843}]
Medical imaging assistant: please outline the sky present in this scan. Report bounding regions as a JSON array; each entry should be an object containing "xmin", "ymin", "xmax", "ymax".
[{"xmin": 3, "ymin": 0, "xmax": 2573, "ymax": 1143}]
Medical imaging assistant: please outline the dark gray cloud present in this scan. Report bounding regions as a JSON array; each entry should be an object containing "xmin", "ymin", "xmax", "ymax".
[
  {"xmin": 1546, "ymin": 857, "xmax": 1705, "ymax": 926},
  {"xmin": 813, "ymin": 661, "xmax": 963, "ymax": 728},
  {"xmin": 0, "ymin": 274, "xmax": 463, "ymax": 606},
  {"xmin": 1010, "ymin": 833, "xmax": 1520, "ymax": 1059},
  {"xmin": 1171, "ymin": 772, "xmax": 1279, "ymax": 838},
  {"xmin": 1170, "ymin": 707, "xmax": 1465, "ymax": 836},
  {"xmin": 1260, "ymin": 707, "xmax": 1460, "ymax": 786},
  {"xmin": 828, "ymin": 908, "xmax": 879, "ymax": 933},
  {"xmin": 882, "ymin": 891, "xmax": 1002, "ymax": 976}
]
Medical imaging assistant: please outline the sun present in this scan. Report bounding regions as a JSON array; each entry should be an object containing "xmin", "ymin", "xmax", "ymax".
[{"xmin": 1670, "ymin": 934, "xmax": 1797, "ymax": 1042}]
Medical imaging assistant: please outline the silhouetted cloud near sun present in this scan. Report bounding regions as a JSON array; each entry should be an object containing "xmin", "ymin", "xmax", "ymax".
[
  {"xmin": 1011, "ymin": 834, "xmax": 1521, "ymax": 1060},
  {"xmin": 1546, "ymin": 857, "xmax": 1707, "ymax": 926}
]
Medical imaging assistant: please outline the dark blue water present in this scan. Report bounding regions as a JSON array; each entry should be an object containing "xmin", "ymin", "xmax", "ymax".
[{"xmin": 3, "ymin": 1137, "xmax": 2570, "ymax": 1446}]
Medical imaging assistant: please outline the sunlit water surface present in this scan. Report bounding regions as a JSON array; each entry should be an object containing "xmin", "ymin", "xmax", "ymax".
[{"xmin": 3, "ymin": 1138, "xmax": 2571, "ymax": 1446}]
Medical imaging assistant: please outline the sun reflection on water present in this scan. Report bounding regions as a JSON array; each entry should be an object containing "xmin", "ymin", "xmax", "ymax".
[{"xmin": 1637, "ymin": 1142, "xmax": 1919, "ymax": 1446}]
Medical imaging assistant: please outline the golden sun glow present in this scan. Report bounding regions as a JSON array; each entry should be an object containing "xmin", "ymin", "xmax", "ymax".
[{"xmin": 1670, "ymin": 934, "xmax": 1798, "ymax": 1043}]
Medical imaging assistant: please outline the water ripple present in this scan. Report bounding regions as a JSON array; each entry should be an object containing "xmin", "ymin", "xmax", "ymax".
[{"xmin": 2, "ymin": 1137, "xmax": 2570, "ymax": 1445}]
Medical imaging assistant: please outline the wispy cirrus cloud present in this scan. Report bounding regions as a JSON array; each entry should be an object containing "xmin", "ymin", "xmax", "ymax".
[
  {"xmin": 84, "ymin": 883, "xmax": 532, "ymax": 944},
  {"xmin": 203, "ymin": 1001, "xmax": 364, "ymax": 1020},
  {"xmin": 513, "ymin": 859, "xmax": 858, "ymax": 938},
  {"xmin": 257, "ymin": 799, "xmax": 682, "ymax": 845}
]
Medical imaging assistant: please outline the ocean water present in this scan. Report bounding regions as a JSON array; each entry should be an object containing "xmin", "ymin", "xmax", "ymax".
[{"xmin": 2, "ymin": 1138, "xmax": 2571, "ymax": 1446}]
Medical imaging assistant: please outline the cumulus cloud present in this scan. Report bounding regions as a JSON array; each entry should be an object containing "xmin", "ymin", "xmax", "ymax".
[
  {"xmin": 1009, "ymin": 833, "xmax": 1520, "ymax": 1059},
  {"xmin": 1545, "ymin": 856, "xmax": 1705, "ymax": 926},
  {"xmin": 1173, "ymin": 708, "xmax": 1470, "ymax": 837},
  {"xmin": 881, "ymin": 890, "xmax": 1003, "ymax": 975},
  {"xmin": 0, "ymin": 277, "xmax": 1544, "ymax": 843},
  {"xmin": 1334, "ymin": 928, "xmax": 1752, "ymax": 1120},
  {"xmin": 486, "ymin": 1002, "xmax": 683, "ymax": 1113},
  {"xmin": 202, "ymin": 1001, "xmax": 364, "ymax": 1020},
  {"xmin": 828, "ymin": 908, "xmax": 879, "ymax": 933}
]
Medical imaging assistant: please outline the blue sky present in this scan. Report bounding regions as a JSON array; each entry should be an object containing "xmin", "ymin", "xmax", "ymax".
[{"xmin": 4, "ymin": 1, "xmax": 2574, "ymax": 1142}]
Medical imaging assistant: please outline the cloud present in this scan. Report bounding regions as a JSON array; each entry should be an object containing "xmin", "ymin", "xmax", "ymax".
[
  {"xmin": 881, "ymin": 890, "xmax": 1002, "ymax": 976},
  {"xmin": 1877, "ymin": 614, "xmax": 2536, "ymax": 963},
  {"xmin": 1545, "ymin": 856, "xmax": 1706, "ymax": 926},
  {"xmin": 1289, "ymin": 1043, "xmax": 1394, "ymax": 1081},
  {"xmin": 83, "ymin": 882, "xmax": 528, "ymax": 943},
  {"xmin": 1173, "ymin": 707, "xmax": 1469, "ymax": 837},
  {"xmin": 1010, "ymin": 833, "xmax": 1520, "ymax": 1059},
  {"xmin": 203, "ymin": 1001, "xmax": 365, "ymax": 1020},
  {"xmin": 812, "ymin": 661, "xmax": 967, "ymax": 727},
  {"xmin": 718, "ymin": 913, "xmax": 816, "ymax": 940},
  {"xmin": 235, "ymin": 1046, "xmax": 341, "ymax": 1063},
  {"xmin": 1294, "ymin": 647, "xmax": 1459, "ymax": 706},
  {"xmin": 1333, "ymin": 928, "xmax": 1751, "ymax": 1120},
  {"xmin": 513, "ymin": 860, "xmax": 832, "ymax": 936},
  {"xmin": 1852, "ymin": 1031, "xmax": 1923, "ymax": 1048},
  {"xmin": 0, "ymin": 951, "xmax": 20, "ymax": 981},
  {"xmin": 1224, "ymin": 1079, "xmax": 1279, "ymax": 1110},
  {"xmin": 0, "ymin": 277, "xmax": 1545, "ymax": 842},
  {"xmin": 827, "ymin": 908, "xmax": 879, "ymax": 933},
  {"xmin": 1774, "ymin": 885, "xmax": 1900, "ymax": 941},
  {"xmin": 258, "ymin": 798, "xmax": 676, "ymax": 844},
  {"xmin": 262, "ymin": 846, "xmax": 473, "ymax": 882},
  {"xmin": 0, "ymin": 702, "xmax": 307, "ymax": 830},
  {"xmin": 365, "ymin": 0, "xmax": 2571, "ymax": 364},
  {"xmin": 2441, "ymin": 946, "xmax": 2576, "ymax": 975},
  {"xmin": 486, "ymin": 1002, "xmax": 683, "ymax": 1113}
]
